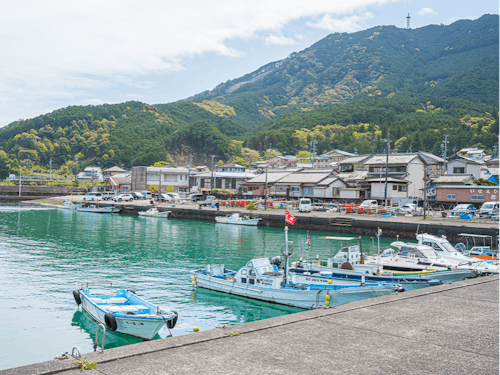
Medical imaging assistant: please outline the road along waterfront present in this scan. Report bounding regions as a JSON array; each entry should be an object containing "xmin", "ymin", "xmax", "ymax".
[{"xmin": 1, "ymin": 203, "xmax": 406, "ymax": 370}]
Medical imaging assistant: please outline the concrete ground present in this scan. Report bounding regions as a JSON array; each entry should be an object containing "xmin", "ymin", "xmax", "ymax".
[
  {"xmin": 3, "ymin": 275, "xmax": 498, "ymax": 375},
  {"xmin": 27, "ymin": 195, "xmax": 500, "ymax": 230}
]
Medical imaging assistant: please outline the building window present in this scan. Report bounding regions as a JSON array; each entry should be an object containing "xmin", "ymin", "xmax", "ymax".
[
  {"xmin": 453, "ymin": 167, "xmax": 465, "ymax": 174},
  {"xmin": 470, "ymin": 195, "xmax": 484, "ymax": 201},
  {"xmin": 393, "ymin": 185, "xmax": 397, "ymax": 191},
  {"xmin": 303, "ymin": 187, "xmax": 313, "ymax": 195},
  {"xmin": 399, "ymin": 185, "xmax": 407, "ymax": 192},
  {"xmin": 291, "ymin": 187, "xmax": 300, "ymax": 192},
  {"xmin": 447, "ymin": 194, "xmax": 456, "ymax": 200},
  {"xmin": 164, "ymin": 174, "xmax": 177, "ymax": 182},
  {"xmin": 333, "ymin": 188, "xmax": 340, "ymax": 196}
]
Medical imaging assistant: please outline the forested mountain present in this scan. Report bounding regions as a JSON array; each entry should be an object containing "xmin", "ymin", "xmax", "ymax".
[
  {"xmin": 0, "ymin": 14, "xmax": 497, "ymax": 177},
  {"xmin": 192, "ymin": 14, "xmax": 498, "ymax": 125}
]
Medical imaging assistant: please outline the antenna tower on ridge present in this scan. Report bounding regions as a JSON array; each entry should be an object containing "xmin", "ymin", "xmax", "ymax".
[{"xmin": 407, "ymin": 13, "xmax": 411, "ymax": 29}]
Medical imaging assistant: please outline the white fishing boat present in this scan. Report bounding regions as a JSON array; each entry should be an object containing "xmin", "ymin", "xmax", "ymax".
[
  {"xmin": 191, "ymin": 227, "xmax": 402, "ymax": 309},
  {"xmin": 215, "ymin": 213, "xmax": 261, "ymax": 226},
  {"xmin": 73, "ymin": 282, "xmax": 178, "ymax": 340},
  {"xmin": 58, "ymin": 200, "xmax": 82, "ymax": 210},
  {"xmin": 75, "ymin": 204, "xmax": 120, "ymax": 214},
  {"xmin": 138, "ymin": 207, "xmax": 171, "ymax": 218}
]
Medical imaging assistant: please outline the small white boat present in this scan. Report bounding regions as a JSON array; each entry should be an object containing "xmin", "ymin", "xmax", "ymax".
[
  {"xmin": 215, "ymin": 213, "xmax": 261, "ymax": 226},
  {"xmin": 58, "ymin": 200, "xmax": 82, "ymax": 210},
  {"xmin": 76, "ymin": 204, "xmax": 120, "ymax": 214},
  {"xmin": 138, "ymin": 207, "xmax": 171, "ymax": 218},
  {"xmin": 73, "ymin": 282, "xmax": 178, "ymax": 340}
]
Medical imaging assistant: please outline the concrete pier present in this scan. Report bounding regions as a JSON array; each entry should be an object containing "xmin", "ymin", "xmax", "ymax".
[{"xmin": 3, "ymin": 275, "xmax": 498, "ymax": 375}]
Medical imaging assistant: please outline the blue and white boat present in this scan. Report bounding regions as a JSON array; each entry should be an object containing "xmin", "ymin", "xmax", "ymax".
[
  {"xmin": 73, "ymin": 282, "xmax": 178, "ymax": 340},
  {"xmin": 76, "ymin": 204, "xmax": 121, "ymax": 214},
  {"xmin": 191, "ymin": 227, "xmax": 403, "ymax": 309}
]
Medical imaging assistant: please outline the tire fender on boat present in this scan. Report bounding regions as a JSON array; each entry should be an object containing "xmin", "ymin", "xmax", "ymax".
[
  {"xmin": 167, "ymin": 311, "xmax": 178, "ymax": 329},
  {"xmin": 73, "ymin": 290, "xmax": 81, "ymax": 305},
  {"xmin": 105, "ymin": 312, "xmax": 118, "ymax": 331}
]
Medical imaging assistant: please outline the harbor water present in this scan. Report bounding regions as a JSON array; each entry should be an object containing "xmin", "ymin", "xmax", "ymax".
[{"xmin": 0, "ymin": 204, "xmax": 397, "ymax": 370}]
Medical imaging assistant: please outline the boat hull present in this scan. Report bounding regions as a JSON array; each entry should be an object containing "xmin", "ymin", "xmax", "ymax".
[
  {"xmin": 76, "ymin": 207, "xmax": 115, "ymax": 214},
  {"xmin": 215, "ymin": 218, "xmax": 261, "ymax": 226},
  {"xmin": 138, "ymin": 212, "xmax": 170, "ymax": 218},
  {"xmin": 78, "ymin": 292, "xmax": 173, "ymax": 340},
  {"xmin": 192, "ymin": 272, "xmax": 397, "ymax": 309}
]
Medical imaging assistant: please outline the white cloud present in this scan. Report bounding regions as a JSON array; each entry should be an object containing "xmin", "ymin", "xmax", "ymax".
[
  {"xmin": 417, "ymin": 8, "xmax": 438, "ymax": 16},
  {"xmin": 306, "ymin": 12, "xmax": 376, "ymax": 32},
  {"xmin": 265, "ymin": 35, "xmax": 296, "ymax": 45},
  {"xmin": 0, "ymin": 0, "xmax": 397, "ymax": 126}
]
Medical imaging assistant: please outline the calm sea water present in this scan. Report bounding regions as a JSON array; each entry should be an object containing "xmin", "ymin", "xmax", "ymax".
[{"xmin": 0, "ymin": 204, "xmax": 397, "ymax": 370}]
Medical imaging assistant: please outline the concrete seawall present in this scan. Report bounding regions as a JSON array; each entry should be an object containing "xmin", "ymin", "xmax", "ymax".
[{"xmin": 3, "ymin": 275, "xmax": 498, "ymax": 375}]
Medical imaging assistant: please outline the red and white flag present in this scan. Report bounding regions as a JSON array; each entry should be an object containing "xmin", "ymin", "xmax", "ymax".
[
  {"xmin": 285, "ymin": 210, "xmax": 297, "ymax": 225},
  {"xmin": 306, "ymin": 231, "xmax": 311, "ymax": 246}
]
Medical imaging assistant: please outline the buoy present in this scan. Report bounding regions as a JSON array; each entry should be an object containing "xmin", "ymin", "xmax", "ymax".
[
  {"xmin": 193, "ymin": 327, "xmax": 200, "ymax": 332},
  {"xmin": 192, "ymin": 276, "xmax": 197, "ymax": 286},
  {"xmin": 325, "ymin": 294, "xmax": 330, "ymax": 306},
  {"xmin": 327, "ymin": 280, "xmax": 332, "ymax": 284}
]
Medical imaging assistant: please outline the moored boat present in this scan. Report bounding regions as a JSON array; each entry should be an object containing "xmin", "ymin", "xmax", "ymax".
[
  {"xmin": 191, "ymin": 227, "xmax": 403, "ymax": 309},
  {"xmin": 73, "ymin": 282, "xmax": 178, "ymax": 340},
  {"xmin": 215, "ymin": 213, "xmax": 261, "ymax": 226},
  {"xmin": 76, "ymin": 204, "xmax": 120, "ymax": 214},
  {"xmin": 138, "ymin": 207, "xmax": 171, "ymax": 218}
]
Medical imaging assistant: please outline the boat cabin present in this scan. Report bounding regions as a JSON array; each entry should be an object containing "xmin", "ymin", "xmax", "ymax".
[{"xmin": 234, "ymin": 258, "xmax": 282, "ymax": 287}]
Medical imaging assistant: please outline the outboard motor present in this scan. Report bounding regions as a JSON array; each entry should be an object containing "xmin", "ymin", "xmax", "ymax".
[{"xmin": 271, "ymin": 256, "xmax": 282, "ymax": 269}]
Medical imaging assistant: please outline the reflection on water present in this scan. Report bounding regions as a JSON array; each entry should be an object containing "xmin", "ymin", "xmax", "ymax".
[{"xmin": 0, "ymin": 204, "xmax": 397, "ymax": 370}]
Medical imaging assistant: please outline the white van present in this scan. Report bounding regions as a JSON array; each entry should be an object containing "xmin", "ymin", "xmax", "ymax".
[
  {"xmin": 298, "ymin": 198, "xmax": 312, "ymax": 212},
  {"xmin": 479, "ymin": 201, "xmax": 499, "ymax": 217},
  {"xmin": 82, "ymin": 192, "xmax": 102, "ymax": 201}
]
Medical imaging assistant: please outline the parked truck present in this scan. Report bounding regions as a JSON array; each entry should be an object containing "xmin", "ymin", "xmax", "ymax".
[{"xmin": 198, "ymin": 195, "xmax": 218, "ymax": 207}]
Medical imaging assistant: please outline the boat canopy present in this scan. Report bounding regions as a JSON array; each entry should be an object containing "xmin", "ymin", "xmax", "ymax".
[{"xmin": 320, "ymin": 236, "xmax": 357, "ymax": 241}]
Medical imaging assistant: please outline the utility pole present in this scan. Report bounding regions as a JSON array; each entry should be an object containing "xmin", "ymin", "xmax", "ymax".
[
  {"xmin": 406, "ymin": 13, "xmax": 411, "ymax": 29},
  {"xmin": 74, "ymin": 156, "xmax": 79, "ymax": 185},
  {"xmin": 383, "ymin": 131, "xmax": 391, "ymax": 207},
  {"xmin": 188, "ymin": 155, "xmax": 193, "ymax": 192},
  {"xmin": 310, "ymin": 140, "xmax": 317, "ymax": 168},
  {"xmin": 264, "ymin": 167, "xmax": 268, "ymax": 209},
  {"xmin": 49, "ymin": 157, "xmax": 52, "ymax": 180},
  {"xmin": 18, "ymin": 163, "xmax": 22, "ymax": 196},
  {"xmin": 210, "ymin": 155, "xmax": 217, "ymax": 192},
  {"xmin": 442, "ymin": 134, "xmax": 449, "ymax": 173}
]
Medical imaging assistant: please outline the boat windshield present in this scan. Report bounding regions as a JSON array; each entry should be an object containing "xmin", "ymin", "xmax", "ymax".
[
  {"xmin": 439, "ymin": 241, "xmax": 457, "ymax": 253},
  {"xmin": 252, "ymin": 258, "xmax": 271, "ymax": 267}
]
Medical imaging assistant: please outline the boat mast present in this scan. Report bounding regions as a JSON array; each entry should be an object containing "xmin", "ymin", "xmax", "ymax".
[{"xmin": 284, "ymin": 225, "xmax": 290, "ymax": 285}]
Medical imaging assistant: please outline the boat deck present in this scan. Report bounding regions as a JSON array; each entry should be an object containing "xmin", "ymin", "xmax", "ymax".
[{"xmin": 5, "ymin": 275, "xmax": 498, "ymax": 375}]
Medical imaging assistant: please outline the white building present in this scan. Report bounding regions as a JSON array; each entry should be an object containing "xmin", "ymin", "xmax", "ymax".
[
  {"xmin": 76, "ymin": 166, "xmax": 103, "ymax": 183},
  {"xmin": 131, "ymin": 166, "xmax": 190, "ymax": 193},
  {"xmin": 446, "ymin": 156, "xmax": 482, "ymax": 179},
  {"xmin": 313, "ymin": 177, "xmax": 347, "ymax": 199}
]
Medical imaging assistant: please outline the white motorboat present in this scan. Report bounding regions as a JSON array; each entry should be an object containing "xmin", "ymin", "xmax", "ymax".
[
  {"xmin": 191, "ymin": 227, "xmax": 402, "ymax": 309},
  {"xmin": 76, "ymin": 204, "xmax": 120, "ymax": 214},
  {"xmin": 58, "ymin": 200, "xmax": 82, "ymax": 210},
  {"xmin": 366, "ymin": 243, "xmax": 489, "ymax": 276},
  {"xmin": 138, "ymin": 207, "xmax": 171, "ymax": 218},
  {"xmin": 414, "ymin": 233, "xmax": 498, "ymax": 273},
  {"xmin": 215, "ymin": 213, "xmax": 261, "ymax": 226},
  {"xmin": 73, "ymin": 282, "xmax": 178, "ymax": 340}
]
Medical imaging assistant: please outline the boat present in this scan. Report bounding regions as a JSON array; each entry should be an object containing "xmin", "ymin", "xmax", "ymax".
[
  {"xmin": 138, "ymin": 207, "xmax": 171, "ymax": 218},
  {"xmin": 456, "ymin": 233, "xmax": 499, "ymax": 261},
  {"xmin": 215, "ymin": 213, "xmax": 261, "ymax": 226},
  {"xmin": 366, "ymin": 243, "xmax": 488, "ymax": 277},
  {"xmin": 191, "ymin": 227, "xmax": 403, "ymax": 309},
  {"xmin": 59, "ymin": 200, "xmax": 82, "ymax": 210},
  {"xmin": 73, "ymin": 282, "xmax": 178, "ymax": 340},
  {"xmin": 76, "ymin": 204, "xmax": 120, "ymax": 214},
  {"xmin": 416, "ymin": 233, "xmax": 499, "ymax": 272}
]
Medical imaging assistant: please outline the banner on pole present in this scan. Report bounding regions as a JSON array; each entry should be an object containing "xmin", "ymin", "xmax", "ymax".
[{"xmin": 285, "ymin": 210, "xmax": 297, "ymax": 225}]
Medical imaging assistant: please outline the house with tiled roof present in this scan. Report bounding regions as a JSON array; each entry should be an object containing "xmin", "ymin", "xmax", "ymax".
[
  {"xmin": 446, "ymin": 155, "xmax": 482, "ymax": 179},
  {"xmin": 241, "ymin": 172, "xmax": 291, "ymax": 196},
  {"xmin": 273, "ymin": 172, "xmax": 332, "ymax": 198}
]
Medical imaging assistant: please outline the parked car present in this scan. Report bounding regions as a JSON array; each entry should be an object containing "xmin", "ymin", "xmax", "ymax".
[
  {"xmin": 112, "ymin": 194, "xmax": 134, "ymax": 202},
  {"xmin": 187, "ymin": 193, "xmax": 203, "ymax": 202},
  {"xmin": 399, "ymin": 203, "xmax": 422, "ymax": 214},
  {"xmin": 479, "ymin": 201, "xmax": 499, "ymax": 218},
  {"xmin": 100, "ymin": 192, "xmax": 116, "ymax": 201},
  {"xmin": 141, "ymin": 191, "xmax": 152, "ymax": 200},
  {"xmin": 82, "ymin": 192, "xmax": 102, "ymax": 201},
  {"xmin": 198, "ymin": 195, "xmax": 218, "ymax": 207},
  {"xmin": 298, "ymin": 198, "xmax": 312, "ymax": 212},
  {"xmin": 157, "ymin": 193, "xmax": 172, "ymax": 203},
  {"xmin": 451, "ymin": 204, "xmax": 476, "ymax": 214},
  {"xmin": 359, "ymin": 200, "xmax": 378, "ymax": 208},
  {"xmin": 130, "ymin": 192, "xmax": 144, "ymax": 200},
  {"xmin": 164, "ymin": 192, "xmax": 181, "ymax": 202}
]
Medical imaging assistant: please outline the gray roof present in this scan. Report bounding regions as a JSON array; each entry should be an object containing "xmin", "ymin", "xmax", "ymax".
[
  {"xmin": 418, "ymin": 151, "xmax": 444, "ymax": 164},
  {"xmin": 338, "ymin": 155, "xmax": 372, "ymax": 165},
  {"xmin": 299, "ymin": 169, "xmax": 335, "ymax": 173},
  {"xmin": 365, "ymin": 154, "xmax": 422, "ymax": 165},
  {"xmin": 245, "ymin": 172, "xmax": 291, "ymax": 184},
  {"xmin": 316, "ymin": 177, "xmax": 345, "ymax": 186},
  {"xmin": 104, "ymin": 166, "xmax": 126, "ymax": 172},
  {"xmin": 322, "ymin": 149, "xmax": 355, "ymax": 157},
  {"xmin": 433, "ymin": 174, "xmax": 474, "ymax": 184},
  {"xmin": 337, "ymin": 171, "xmax": 369, "ymax": 182},
  {"xmin": 275, "ymin": 172, "xmax": 332, "ymax": 185},
  {"xmin": 365, "ymin": 177, "xmax": 409, "ymax": 183},
  {"xmin": 218, "ymin": 163, "xmax": 245, "ymax": 168},
  {"xmin": 196, "ymin": 172, "xmax": 255, "ymax": 179},
  {"xmin": 486, "ymin": 168, "xmax": 499, "ymax": 177},
  {"xmin": 450, "ymin": 155, "xmax": 483, "ymax": 165},
  {"xmin": 434, "ymin": 185, "xmax": 499, "ymax": 189}
]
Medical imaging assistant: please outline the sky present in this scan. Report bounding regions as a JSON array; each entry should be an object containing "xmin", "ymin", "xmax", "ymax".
[{"xmin": 0, "ymin": 0, "xmax": 498, "ymax": 128}]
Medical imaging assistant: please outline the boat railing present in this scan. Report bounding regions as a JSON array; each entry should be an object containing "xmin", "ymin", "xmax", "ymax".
[
  {"xmin": 76, "ymin": 281, "xmax": 113, "ymax": 293},
  {"xmin": 94, "ymin": 323, "xmax": 106, "ymax": 353}
]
